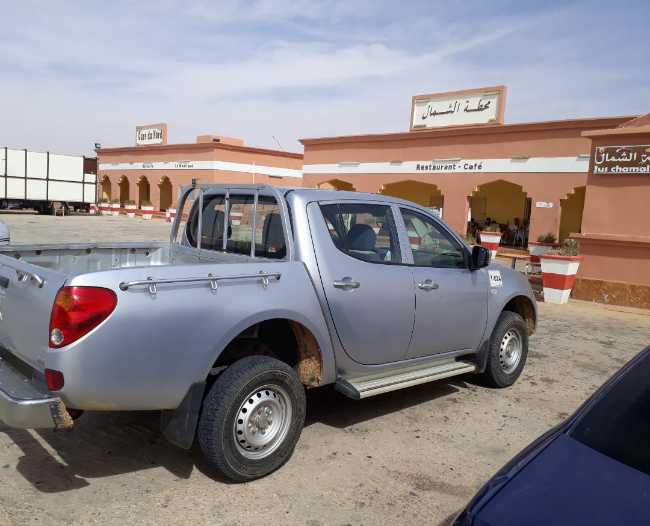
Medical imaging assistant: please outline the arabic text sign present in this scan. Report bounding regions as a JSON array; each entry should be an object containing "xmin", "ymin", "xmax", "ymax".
[
  {"xmin": 412, "ymin": 90, "xmax": 501, "ymax": 129},
  {"xmin": 592, "ymin": 145, "xmax": 650, "ymax": 175}
]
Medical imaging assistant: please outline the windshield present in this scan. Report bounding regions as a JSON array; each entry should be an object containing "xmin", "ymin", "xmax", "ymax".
[{"xmin": 570, "ymin": 349, "xmax": 650, "ymax": 475}]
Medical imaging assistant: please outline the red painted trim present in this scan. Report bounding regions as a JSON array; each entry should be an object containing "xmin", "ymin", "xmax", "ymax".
[
  {"xmin": 542, "ymin": 272, "xmax": 577, "ymax": 290},
  {"xmin": 481, "ymin": 241, "xmax": 499, "ymax": 250}
]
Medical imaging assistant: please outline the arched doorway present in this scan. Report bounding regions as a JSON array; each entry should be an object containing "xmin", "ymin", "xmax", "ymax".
[
  {"xmin": 159, "ymin": 176, "xmax": 173, "ymax": 211},
  {"xmin": 380, "ymin": 180, "xmax": 444, "ymax": 216},
  {"xmin": 470, "ymin": 180, "xmax": 531, "ymax": 246},
  {"xmin": 559, "ymin": 186, "xmax": 585, "ymax": 242},
  {"xmin": 100, "ymin": 176, "xmax": 112, "ymax": 202},
  {"xmin": 137, "ymin": 176, "xmax": 151, "ymax": 206},
  {"xmin": 317, "ymin": 179, "xmax": 356, "ymax": 191},
  {"xmin": 118, "ymin": 176, "xmax": 130, "ymax": 204}
]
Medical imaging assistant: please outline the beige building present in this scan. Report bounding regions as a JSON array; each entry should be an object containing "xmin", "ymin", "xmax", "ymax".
[{"xmin": 96, "ymin": 123, "xmax": 303, "ymax": 213}]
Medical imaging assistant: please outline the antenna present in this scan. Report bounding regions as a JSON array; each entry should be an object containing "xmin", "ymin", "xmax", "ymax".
[{"xmin": 272, "ymin": 136, "xmax": 283, "ymax": 151}]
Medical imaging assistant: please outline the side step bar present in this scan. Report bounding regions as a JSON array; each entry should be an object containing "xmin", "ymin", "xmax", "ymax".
[{"xmin": 335, "ymin": 360, "xmax": 477, "ymax": 400}]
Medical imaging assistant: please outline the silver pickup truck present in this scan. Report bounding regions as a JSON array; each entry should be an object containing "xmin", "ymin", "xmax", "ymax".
[{"xmin": 0, "ymin": 184, "xmax": 536, "ymax": 481}]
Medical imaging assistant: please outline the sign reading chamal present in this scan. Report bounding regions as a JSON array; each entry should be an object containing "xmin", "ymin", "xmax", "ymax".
[
  {"xmin": 135, "ymin": 123, "xmax": 168, "ymax": 146},
  {"xmin": 592, "ymin": 145, "xmax": 650, "ymax": 175},
  {"xmin": 411, "ymin": 86, "xmax": 506, "ymax": 131}
]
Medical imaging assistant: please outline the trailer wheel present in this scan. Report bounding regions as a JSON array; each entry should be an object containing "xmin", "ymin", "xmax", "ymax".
[
  {"xmin": 480, "ymin": 311, "xmax": 528, "ymax": 388},
  {"xmin": 197, "ymin": 355, "xmax": 306, "ymax": 482}
]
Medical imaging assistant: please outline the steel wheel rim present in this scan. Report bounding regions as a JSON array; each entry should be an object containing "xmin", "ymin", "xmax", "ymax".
[
  {"xmin": 234, "ymin": 384, "xmax": 292, "ymax": 460},
  {"xmin": 499, "ymin": 328, "xmax": 522, "ymax": 374}
]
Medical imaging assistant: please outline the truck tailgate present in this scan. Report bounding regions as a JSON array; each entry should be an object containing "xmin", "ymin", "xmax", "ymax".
[{"xmin": 0, "ymin": 255, "xmax": 67, "ymax": 371}]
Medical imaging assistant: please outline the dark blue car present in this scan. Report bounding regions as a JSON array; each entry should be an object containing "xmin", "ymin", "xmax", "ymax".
[{"xmin": 454, "ymin": 346, "xmax": 650, "ymax": 526}]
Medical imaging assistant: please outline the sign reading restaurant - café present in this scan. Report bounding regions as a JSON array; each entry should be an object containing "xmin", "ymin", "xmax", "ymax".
[
  {"xmin": 593, "ymin": 145, "xmax": 650, "ymax": 175},
  {"xmin": 136, "ymin": 123, "xmax": 168, "ymax": 146},
  {"xmin": 411, "ymin": 86, "xmax": 506, "ymax": 130}
]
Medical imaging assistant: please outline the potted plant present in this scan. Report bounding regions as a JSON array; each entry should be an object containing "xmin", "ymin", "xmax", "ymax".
[
  {"xmin": 111, "ymin": 199, "xmax": 121, "ymax": 216},
  {"xmin": 124, "ymin": 199, "xmax": 137, "ymax": 218},
  {"xmin": 98, "ymin": 199, "xmax": 111, "ymax": 215},
  {"xmin": 539, "ymin": 239, "xmax": 582, "ymax": 304},
  {"xmin": 529, "ymin": 233, "xmax": 560, "ymax": 264},
  {"xmin": 165, "ymin": 207, "xmax": 177, "ymax": 223},
  {"xmin": 480, "ymin": 223, "xmax": 502, "ymax": 260},
  {"xmin": 140, "ymin": 200, "xmax": 154, "ymax": 220}
]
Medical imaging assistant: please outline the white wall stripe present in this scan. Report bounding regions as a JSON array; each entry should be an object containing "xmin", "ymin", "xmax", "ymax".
[
  {"xmin": 303, "ymin": 156, "xmax": 589, "ymax": 175},
  {"xmin": 99, "ymin": 160, "xmax": 303, "ymax": 179}
]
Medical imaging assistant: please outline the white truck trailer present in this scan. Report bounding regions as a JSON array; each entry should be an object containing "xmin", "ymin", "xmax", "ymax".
[{"xmin": 0, "ymin": 147, "xmax": 97, "ymax": 213}]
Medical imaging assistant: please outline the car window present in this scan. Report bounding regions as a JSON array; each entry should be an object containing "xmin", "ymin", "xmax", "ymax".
[
  {"xmin": 184, "ymin": 193, "xmax": 286, "ymax": 259},
  {"xmin": 570, "ymin": 350, "xmax": 650, "ymax": 475},
  {"xmin": 400, "ymin": 208, "xmax": 466, "ymax": 269},
  {"xmin": 319, "ymin": 203, "xmax": 401, "ymax": 264},
  {"xmin": 254, "ymin": 196, "xmax": 286, "ymax": 259}
]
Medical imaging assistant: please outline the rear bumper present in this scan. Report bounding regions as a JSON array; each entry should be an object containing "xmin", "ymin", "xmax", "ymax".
[{"xmin": 0, "ymin": 354, "xmax": 73, "ymax": 430}]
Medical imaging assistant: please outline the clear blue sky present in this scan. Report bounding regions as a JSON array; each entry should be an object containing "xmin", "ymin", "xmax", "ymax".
[{"xmin": 1, "ymin": 0, "xmax": 648, "ymax": 155}]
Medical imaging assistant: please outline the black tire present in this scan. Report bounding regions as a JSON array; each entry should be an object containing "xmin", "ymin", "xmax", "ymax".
[
  {"xmin": 197, "ymin": 355, "xmax": 306, "ymax": 482},
  {"xmin": 480, "ymin": 311, "xmax": 528, "ymax": 388}
]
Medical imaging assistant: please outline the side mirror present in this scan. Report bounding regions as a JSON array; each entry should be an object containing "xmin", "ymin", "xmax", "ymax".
[{"xmin": 470, "ymin": 245, "xmax": 490, "ymax": 270}]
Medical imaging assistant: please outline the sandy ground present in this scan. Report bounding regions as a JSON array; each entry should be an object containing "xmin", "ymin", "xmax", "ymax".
[{"xmin": 0, "ymin": 213, "xmax": 649, "ymax": 526}]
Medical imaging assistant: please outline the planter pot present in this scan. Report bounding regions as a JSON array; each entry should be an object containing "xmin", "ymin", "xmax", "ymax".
[
  {"xmin": 125, "ymin": 204, "xmax": 137, "ymax": 218},
  {"xmin": 480, "ymin": 231, "xmax": 502, "ymax": 260},
  {"xmin": 99, "ymin": 203, "xmax": 111, "ymax": 215},
  {"xmin": 540, "ymin": 255, "xmax": 583, "ymax": 304},
  {"xmin": 528, "ymin": 241, "xmax": 560, "ymax": 264},
  {"xmin": 141, "ymin": 205, "xmax": 154, "ymax": 220},
  {"xmin": 111, "ymin": 203, "xmax": 121, "ymax": 216},
  {"xmin": 165, "ymin": 208, "xmax": 177, "ymax": 223}
]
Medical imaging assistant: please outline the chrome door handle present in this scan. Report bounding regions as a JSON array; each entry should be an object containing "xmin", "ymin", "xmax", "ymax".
[
  {"xmin": 417, "ymin": 279, "xmax": 439, "ymax": 291},
  {"xmin": 333, "ymin": 277, "xmax": 360, "ymax": 290}
]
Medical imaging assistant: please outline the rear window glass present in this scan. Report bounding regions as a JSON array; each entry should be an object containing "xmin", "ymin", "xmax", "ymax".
[
  {"xmin": 184, "ymin": 193, "xmax": 285, "ymax": 259},
  {"xmin": 319, "ymin": 203, "xmax": 401, "ymax": 264},
  {"xmin": 570, "ymin": 350, "xmax": 650, "ymax": 475}
]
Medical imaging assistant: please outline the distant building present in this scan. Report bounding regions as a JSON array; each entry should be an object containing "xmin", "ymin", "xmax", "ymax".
[{"xmin": 96, "ymin": 123, "xmax": 303, "ymax": 211}]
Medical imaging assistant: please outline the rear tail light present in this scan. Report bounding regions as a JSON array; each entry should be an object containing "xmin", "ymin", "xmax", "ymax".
[
  {"xmin": 49, "ymin": 286, "xmax": 117, "ymax": 348},
  {"xmin": 45, "ymin": 368, "xmax": 65, "ymax": 391}
]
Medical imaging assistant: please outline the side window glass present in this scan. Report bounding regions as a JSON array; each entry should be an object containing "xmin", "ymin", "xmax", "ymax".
[
  {"xmin": 401, "ymin": 209, "xmax": 466, "ymax": 269},
  {"xmin": 175, "ymin": 188, "xmax": 203, "ymax": 247},
  {"xmin": 320, "ymin": 203, "xmax": 401, "ymax": 264},
  {"xmin": 255, "ymin": 196, "xmax": 286, "ymax": 259}
]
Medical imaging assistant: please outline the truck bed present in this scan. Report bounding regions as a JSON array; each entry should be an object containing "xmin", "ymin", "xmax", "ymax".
[
  {"xmin": 0, "ymin": 242, "xmax": 258, "ymax": 373},
  {"xmin": 0, "ymin": 242, "xmax": 254, "ymax": 276}
]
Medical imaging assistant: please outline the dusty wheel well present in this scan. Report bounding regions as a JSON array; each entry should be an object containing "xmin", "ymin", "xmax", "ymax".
[
  {"xmin": 503, "ymin": 296, "xmax": 536, "ymax": 335},
  {"xmin": 213, "ymin": 319, "xmax": 323, "ymax": 387}
]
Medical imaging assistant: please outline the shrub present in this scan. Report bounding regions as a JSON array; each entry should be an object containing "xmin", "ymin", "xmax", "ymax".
[
  {"xmin": 140, "ymin": 200, "xmax": 153, "ymax": 207},
  {"xmin": 549, "ymin": 238, "xmax": 580, "ymax": 256},
  {"xmin": 537, "ymin": 232, "xmax": 556, "ymax": 244},
  {"xmin": 483, "ymin": 223, "xmax": 501, "ymax": 233},
  {"xmin": 465, "ymin": 233, "xmax": 477, "ymax": 245}
]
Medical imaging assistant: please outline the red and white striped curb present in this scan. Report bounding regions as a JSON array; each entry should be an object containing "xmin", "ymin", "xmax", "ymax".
[
  {"xmin": 540, "ymin": 255, "xmax": 583, "ymax": 304},
  {"xmin": 480, "ymin": 231, "xmax": 502, "ymax": 259}
]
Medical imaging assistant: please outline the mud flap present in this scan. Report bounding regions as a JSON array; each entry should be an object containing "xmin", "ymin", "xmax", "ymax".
[{"xmin": 160, "ymin": 382, "xmax": 206, "ymax": 449}]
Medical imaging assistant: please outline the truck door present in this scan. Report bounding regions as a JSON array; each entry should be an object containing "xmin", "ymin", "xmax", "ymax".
[
  {"xmin": 308, "ymin": 201, "xmax": 415, "ymax": 365},
  {"xmin": 399, "ymin": 207, "xmax": 488, "ymax": 358}
]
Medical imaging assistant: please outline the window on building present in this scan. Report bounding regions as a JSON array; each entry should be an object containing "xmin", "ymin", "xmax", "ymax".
[
  {"xmin": 400, "ymin": 208, "xmax": 466, "ymax": 269},
  {"xmin": 319, "ymin": 203, "xmax": 401, "ymax": 264}
]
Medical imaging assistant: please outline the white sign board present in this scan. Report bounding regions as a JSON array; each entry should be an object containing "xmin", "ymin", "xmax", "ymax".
[
  {"xmin": 411, "ymin": 87, "xmax": 505, "ymax": 130},
  {"xmin": 535, "ymin": 201, "xmax": 554, "ymax": 208},
  {"xmin": 136, "ymin": 127, "xmax": 165, "ymax": 145}
]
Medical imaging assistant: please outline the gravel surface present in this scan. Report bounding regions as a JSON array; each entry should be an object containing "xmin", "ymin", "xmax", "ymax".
[{"xmin": 0, "ymin": 213, "xmax": 648, "ymax": 526}]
